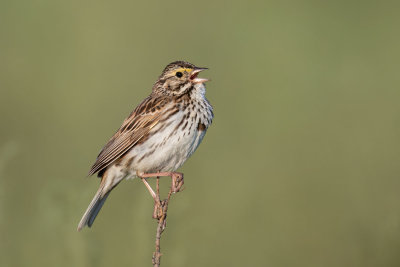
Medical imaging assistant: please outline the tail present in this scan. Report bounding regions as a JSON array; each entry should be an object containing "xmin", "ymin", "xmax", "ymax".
[{"xmin": 77, "ymin": 175, "xmax": 122, "ymax": 231}]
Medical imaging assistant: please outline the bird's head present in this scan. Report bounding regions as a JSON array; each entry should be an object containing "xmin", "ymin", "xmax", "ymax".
[{"xmin": 152, "ymin": 61, "xmax": 209, "ymax": 96}]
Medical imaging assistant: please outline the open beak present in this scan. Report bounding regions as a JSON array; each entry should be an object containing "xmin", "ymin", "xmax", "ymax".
[{"xmin": 190, "ymin": 67, "xmax": 209, "ymax": 84}]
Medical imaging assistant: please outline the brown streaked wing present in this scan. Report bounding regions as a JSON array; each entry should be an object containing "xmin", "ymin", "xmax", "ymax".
[{"xmin": 88, "ymin": 95, "xmax": 171, "ymax": 176}]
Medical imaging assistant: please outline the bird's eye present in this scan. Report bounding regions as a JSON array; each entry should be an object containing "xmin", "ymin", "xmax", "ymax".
[{"xmin": 176, "ymin": 72, "xmax": 183, "ymax": 78}]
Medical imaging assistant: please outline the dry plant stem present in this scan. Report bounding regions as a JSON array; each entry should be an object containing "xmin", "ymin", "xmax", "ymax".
[
  {"xmin": 152, "ymin": 190, "xmax": 172, "ymax": 267},
  {"xmin": 140, "ymin": 173, "xmax": 184, "ymax": 267}
]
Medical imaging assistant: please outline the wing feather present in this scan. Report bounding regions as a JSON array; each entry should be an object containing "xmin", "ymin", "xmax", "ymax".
[{"xmin": 88, "ymin": 95, "xmax": 171, "ymax": 176}]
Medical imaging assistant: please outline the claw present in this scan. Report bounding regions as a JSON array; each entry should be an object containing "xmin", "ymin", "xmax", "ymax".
[
  {"xmin": 139, "ymin": 172, "xmax": 185, "ymax": 218},
  {"xmin": 153, "ymin": 200, "xmax": 163, "ymax": 219},
  {"xmin": 171, "ymin": 173, "xmax": 184, "ymax": 193}
]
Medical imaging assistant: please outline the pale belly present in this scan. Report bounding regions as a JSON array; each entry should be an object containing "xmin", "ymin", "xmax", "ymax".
[{"xmin": 124, "ymin": 111, "xmax": 207, "ymax": 175}]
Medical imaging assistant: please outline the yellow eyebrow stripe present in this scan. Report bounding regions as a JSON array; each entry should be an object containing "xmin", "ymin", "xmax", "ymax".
[{"xmin": 174, "ymin": 68, "xmax": 193, "ymax": 74}]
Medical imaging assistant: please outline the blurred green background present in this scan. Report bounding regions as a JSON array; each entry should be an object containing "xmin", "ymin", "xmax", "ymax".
[{"xmin": 1, "ymin": 0, "xmax": 400, "ymax": 266}]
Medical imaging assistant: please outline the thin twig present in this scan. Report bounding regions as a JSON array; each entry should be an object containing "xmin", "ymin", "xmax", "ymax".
[{"xmin": 150, "ymin": 173, "xmax": 184, "ymax": 267}]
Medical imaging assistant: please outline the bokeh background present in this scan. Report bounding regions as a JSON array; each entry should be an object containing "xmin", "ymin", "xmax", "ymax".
[{"xmin": 1, "ymin": 1, "xmax": 400, "ymax": 266}]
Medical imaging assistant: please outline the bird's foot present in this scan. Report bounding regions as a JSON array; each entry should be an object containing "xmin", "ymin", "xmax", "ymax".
[
  {"xmin": 139, "ymin": 171, "xmax": 184, "ymax": 220},
  {"xmin": 171, "ymin": 172, "xmax": 184, "ymax": 193},
  {"xmin": 139, "ymin": 171, "xmax": 185, "ymax": 194}
]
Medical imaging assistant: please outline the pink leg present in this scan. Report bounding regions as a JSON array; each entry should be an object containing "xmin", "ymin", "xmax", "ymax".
[
  {"xmin": 139, "ymin": 172, "xmax": 184, "ymax": 193},
  {"xmin": 138, "ymin": 172, "xmax": 184, "ymax": 220},
  {"xmin": 141, "ymin": 178, "xmax": 156, "ymax": 199},
  {"xmin": 140, "ymin": 172, "xmax": 176, "ymax": 178}
]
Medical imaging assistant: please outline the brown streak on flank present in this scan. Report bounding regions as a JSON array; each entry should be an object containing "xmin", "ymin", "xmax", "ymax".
[
  {"xmin": 197, "ymin": 122, "xmax": 206, "ymax": 131},
  {"xmin": 173, "ymin": 116, "xmax": 185, "ymax": 131},
  {"xmin": 181, "ymin": 121, "xmax": 188, "ymax": 131},
  {"xmin": 125, "ymin": 156, "xmax": 135, "ymax": 168},
  {"xmin": 156, "ymin": 108, "xmax": 179, "ymax": 125},
  {"xmin": 149, "ymin": 142, "xmax": 156, "ymax": 149},
  {"xmin": 137, "ymin": 149, "xmax": 156, "ymax": 164},
  {"xmin": 188, "ymin": 120, "xmax": 193, "ymax": 131},
  {"xmin": 156, "ymin": 120, "xmax": 174, "ymax": 132}
]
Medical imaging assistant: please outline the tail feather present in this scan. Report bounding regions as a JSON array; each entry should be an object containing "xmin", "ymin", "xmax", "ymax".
[
  {"xmin": 78, "ymin": 170, "xmax": 125, "ymax": 231},
  {"xmin": 88, "ymin": 191, "xmax": 110, "ymax": 227},
  {"xmin": 77, "ymin": 184, "xmax": 111, "ymax": 231}
]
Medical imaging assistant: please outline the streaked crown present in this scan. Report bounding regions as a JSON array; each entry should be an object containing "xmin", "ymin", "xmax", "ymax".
[
  {"xmin": 161, "ymin": 61, "xmax": 196, "ymax": 75},
  {"xmin": 152, "ymin": 61, "xmax": 208, "ymax": 96}
]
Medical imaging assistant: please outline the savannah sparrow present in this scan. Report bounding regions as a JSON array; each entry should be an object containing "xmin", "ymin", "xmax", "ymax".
[{"xmin": 77, "ymin": 61, "xmax": 213, "ymax": 231}]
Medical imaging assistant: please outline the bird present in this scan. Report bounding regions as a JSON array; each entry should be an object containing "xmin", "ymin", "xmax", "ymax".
[{"xmin": 77, "ymin": 61, "xmax": 213, "ymax": 231}]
